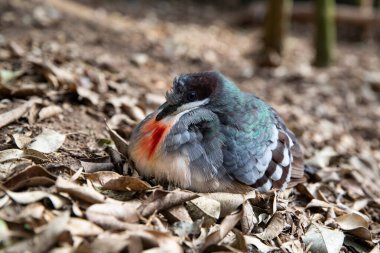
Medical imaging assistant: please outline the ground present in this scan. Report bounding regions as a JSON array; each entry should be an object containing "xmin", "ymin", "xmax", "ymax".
[{"xmin": 0, "ymin": 0, "xmax": 379, "ymax": 252}]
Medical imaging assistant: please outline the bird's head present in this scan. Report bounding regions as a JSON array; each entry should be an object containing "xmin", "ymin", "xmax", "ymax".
[{"xmin": 156, "ymin": 71, "xmax": 239, "ymax": 121}]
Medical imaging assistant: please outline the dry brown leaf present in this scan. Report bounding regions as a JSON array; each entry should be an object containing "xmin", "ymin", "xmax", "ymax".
[
  {"xmin": 133, "ymin": 230, "xmax": 183, "ymax": 253},
  {"xmin": 201, "ymin": 190, "xmax": 256, "ymax": 217},
  {"xmin": 336, "ymin": 213, "xmax": 369, "ymax": 230},
  {"xmin": 86, "ymin": 210, "xmax": 142, "ymax": 231},
  {"xmin": 244, "ymin": 235, "xmax": 279, "ymax": 253},
  {"xmin": 55, "ymin": 177, "xmax": 107, "ymax": 204},
  {"xmin": 86, "ymin": 201, "xmax": 140, "ymax": 225},
  {"xmin": 2, "ymin": 165, "xmax": 56, "ymax": 190},
  {"xmin": 138, "ymin": 189, "xmax": 198, "ymax": 217},
  {"xmin": 38, "ymin": 105, "xmax": 63, "ymax": 121},
  {"xmin": 80, "ymin": 158, "xmax": 114, "ymax": 173},
  {"xmin": 307, "ymin": 146, "xmax": 338, "ymax": 168},
  {"xmin": 28, "ymin": 128, "xmax": 66, "ymax": 153},
  {"xmin": 77, "ymin": 86, "xmax": 100, "ymax": 105},
  {"xmin": 202, "ymin": 209, "xmax": 243, "ymax": 251},
  {"xmin": 336, "ymin": 213, "xmax": 372, "ymax": 240},
  {"xmin": 0, "ymin": 211, "xmax": 69, "ymax": 253},
  {"xmin": 0, "ymin": 202, "xmax": 45, "ymax": 224},
  {"xmin": 164, "ymin": 205, "xmax": 193, "ymax": 223},
  {"xmin": 86, "ymin": 171, "xmax": 151, "ymax": 192},
  {"xmin": 228, "ymin": 228, "xmax": 248, "ymax": 252},
  {"xmin": 12, "ymin": 133, "xmax": 32, "ymax": 149},
  {"xmin": 241, "ymin": 200, "xmax": 257, "ymax": 234},
  {"xmin": 0, "ymin": 161, "xmax": 32, "ymax": 181},
  {"xmin": 105, "ymin": 121, "xmax": 129, "ymax": 157},
  {"xmin": 0, "ymin": 149, "xmax": 24, "ymax": 163},
  {"xmin": 302, "ymin": 223, "xmax": 345, "ymax": 253},
  {"xmin": 306, "ymin": 199, "xmax": 334, "ymax": 209},
  {"xmin": 145, "ymin": 93, "xmax": 166, "ymax": 107},
  {"xmin": 4, "ymin": 189, "xmax": 69, "ymax": 208},
  {"xmin": 122, "ymin": 104, "xmax": 145, "ymax": 121},
  {"xmin": 67, "ymin": 217, "xmax": 104, "ymax": 236},
  {"xmin": 256, "ymin": 212, "xmax": 285, "ymax": 241},
  {"xmin": 76, "ymin": 232, "xmax": 130, "ymax": 253},
  {"xmin": 0, "ymin": 100, "xmax": 34, "ymax": 129},
  {"xmin": 190, "ymin": 196, "xmax": 221, "ymax": 219}
]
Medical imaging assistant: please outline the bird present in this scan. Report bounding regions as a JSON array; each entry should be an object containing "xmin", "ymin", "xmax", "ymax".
[{"xmin": 129, "ymin": 71, "xmax": 305, "ymax": 193}]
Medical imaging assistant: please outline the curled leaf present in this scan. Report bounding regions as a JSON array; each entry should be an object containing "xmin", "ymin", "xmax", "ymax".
[
  {"xmin": 202, "ymin": 209, "xmax": 243, "ymax": 251},
  {"xmin": 302, "ymin": 223, "xmax": 345, "ymax": 253},
  {"xmin": 336, "ymin": 213, "xmax": 372, "ymax": 240}
]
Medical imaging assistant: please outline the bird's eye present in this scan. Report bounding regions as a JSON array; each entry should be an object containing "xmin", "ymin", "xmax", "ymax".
[{"xmin": 187, "ymin": 91, "xmax": 197, "ymax": 102}]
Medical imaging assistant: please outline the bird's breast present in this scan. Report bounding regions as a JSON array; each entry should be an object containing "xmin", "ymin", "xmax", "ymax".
[{"xmin": 129, "ymin": 112, "xmax": 193, "ymax": 188}]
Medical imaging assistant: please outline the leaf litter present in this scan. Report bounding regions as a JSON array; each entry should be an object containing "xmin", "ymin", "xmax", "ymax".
[{"xmin": 0, "ymin": 0, "xmax": 379, "ymax": 252}]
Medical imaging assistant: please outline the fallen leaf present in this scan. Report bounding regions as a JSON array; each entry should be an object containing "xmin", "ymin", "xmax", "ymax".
[
  {"xmin": 307, "ymin": 146, "xmax": 338, "ymax": 168},
  {"xmin": 0, "ymin": 148, "xmax": 49, "ymax": 164},
  {"xmin": 202, "ymin": 209, "xmax": 243, "ymax": 251},
  {"xmin": 302, "ymin": 223, "xmax": 345, "ymax": 253},
  {"xmin": 0, "ymin": 219, "xmax": 9, "ymax": 244},
  {"xmin": 2, "ymin": 165, "xmax": 56, "ymax": 190},
  {"xmin": 138, "ymin": 189, "xmax": 198, "ymax": 217},
  {"xmin": 201, "ymin": 191, "xmax": 256, "ymax": 217},
  {"xmin": 0, "ymin": 161, "xmax": 32, "ymax": 180},
  {"xmin": 86, "ymin": 171, "xmax": 151, "ymax": 191},
  {"xmin": 0, "ymin": 211, "xmax": 69, "ymax": 253},
  {"xmin": 21, "ymin": 149, "xmax": 49, "ymax": 162},
  {"xmin": 67, "ymin": 217, "xmax": 104, "ymax": 236},
  {"xmin": 0, "ymin": 100, "xmax": 35, "ymax": 129},
  {"xmin": 336, "ymin": 213, "xmax": 369, "ymax": 230},
  {"xmin": 38, "ymin": 105, "xmax": 63, "ymax": 121},
  {"xmin": 228, "ymin": 228, "xmax": 248, "ymax": 252},
  {"xmin": 133, "ymin": 230, "xmax": 183, "ymax": 253},
  {"xmin": 244, "ymin": 235, "xmax": 279, "ymax": 253},
  {"xmin": 105, "ymin": 121, "xmax": 129, "ymax": 157},
  {"xmin": 4, "ymin": 189, "xmax": 69, "ymax": 208},
  {"xmin": 190, "ymin": 196, "xmax": 221, "ymax": 219},
  {"xmin": 76, "ymin": 232, "xmax": 130, "ymax": 253},
  {"xmin": 28, "ymin": 128, "xmax": 65, "ymax": 153},
  {"xmin": 86, "ymin": 201, "xmax": 140, "ymax": 226},
  {"xmin": 0, "ymin": 149, "xmax": 24, "ymax": 163},
  {"xmin": 336, "ymin": 213, "xmax": 372, "ymax": 240},
  {"xmin": 55, "ymin": 177, "xmax": 107, "ymax": 204},
  {"xmin": 256, "ymin": 212, "xmax": 285, "ymax": 240},
  {"xmin": 12, "ymin": 133, "xmax": 32, "ymax": 149},
  {"xmin": 163, "ymin": 205, "xmax": 193, "ymax": 223},
  {"xmin": 145, "ymin": 93, "xmax": 166, "ymax": 107},
  {"xmin": 0, "ymin": 202, "xmax": 46, "ymax": 226},
  {"xmin": 81, "ymin": 160, "xmax": 114, "ymax": 173},
  {"xmin": 241, "ymin": 200, "xmax": 257, "ymax": 234},
  {"xmin": 122, "ymin": 104, "xmax": 145, "ymax": 121},
  {"xmin": 77, "ymin": 86, "xmax": 100, "ymax": 105}
]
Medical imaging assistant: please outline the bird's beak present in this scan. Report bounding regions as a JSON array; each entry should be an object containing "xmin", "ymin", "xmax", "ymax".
[{"xmin": 155, "ymin": 103, "xmax": 178, "ymax": 121}]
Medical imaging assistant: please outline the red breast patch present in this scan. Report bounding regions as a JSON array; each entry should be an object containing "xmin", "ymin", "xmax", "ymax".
[{"xmin": 139, "ymin": 118, "xmax": 169, "ymax": 159}]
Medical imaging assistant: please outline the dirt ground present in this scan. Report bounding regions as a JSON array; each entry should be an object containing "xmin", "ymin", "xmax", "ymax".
[{"xmin": 0, "ymin": 0, "xmax": 379, "ymax": 252}]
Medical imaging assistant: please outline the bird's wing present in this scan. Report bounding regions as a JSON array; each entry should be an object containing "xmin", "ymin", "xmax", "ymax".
[
  {"xmin": 164, "ymin": 108, "xmax": 226, "ymax": 183},
  {"xmin": 222, "ymin": 97, "xmax": 303, "ymax": 192}
]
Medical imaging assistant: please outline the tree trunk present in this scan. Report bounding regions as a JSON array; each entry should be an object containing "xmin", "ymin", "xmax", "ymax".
[
  {"xmin": 313, "ymin": 0, "xmax": 336, "ymax": 67},
  {"xmin": 260, "ymin": 0, "xmax": 293, "ymax": 67}
]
